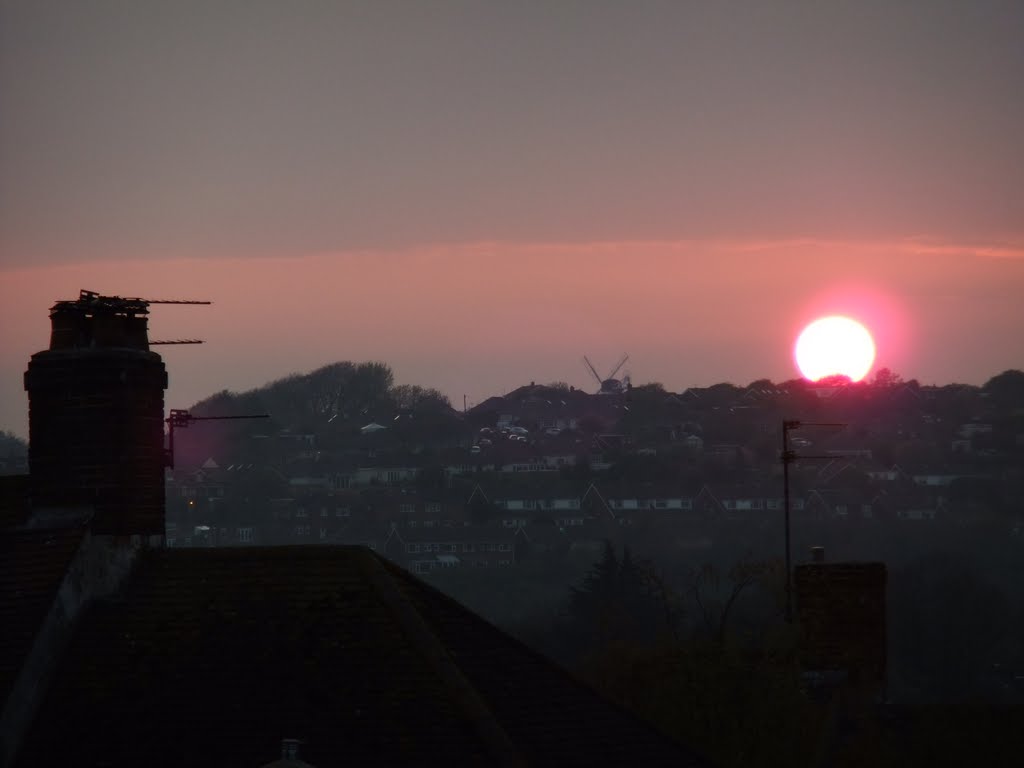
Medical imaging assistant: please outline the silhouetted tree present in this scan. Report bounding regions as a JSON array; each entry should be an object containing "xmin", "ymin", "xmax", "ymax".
[
  {"xmin": 984, "ymin": 369, "xmax": 1024, "ymax": 410},
  {"xmin": 389, "ymin": 384, "xmax": 451, "ymax": 411},
  {"xmin": 567, "ymin": 543, "xmax": 671, "ymax": 653},
  {"xmin": 0, "ymin": 429, "xmax": 27, "ymax": 457},
  {"xmin": 872, "ymin": 367, "xmax": 904, "ymax": 387},
  {"xmin": 687, "ymin": 556, "xmax": 776, "ymax": 644},
  {"xmin": 568, "ymin": 541, "xmax": 620, "ymax": 643}
]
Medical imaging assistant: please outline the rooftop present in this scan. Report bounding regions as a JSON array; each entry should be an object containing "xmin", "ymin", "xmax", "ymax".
[{"xmin": 14, "ymin": 545, "xmax": 709, "ymax": 767}]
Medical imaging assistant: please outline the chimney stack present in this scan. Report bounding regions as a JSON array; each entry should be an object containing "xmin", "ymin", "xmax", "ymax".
[{"xmin": 24, "ymin": 292, "xmax": 168, "ymax": 538}]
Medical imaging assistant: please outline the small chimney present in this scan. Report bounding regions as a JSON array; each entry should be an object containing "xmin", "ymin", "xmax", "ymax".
[
  {"xmin": 281, "ymin": 739, "xmax": 301, "ymax": 760},
  {"xmin": 811, "ymin": 546, "xmax": 825, "ymax": 563},
  {"xmin": 259, "ymin": 738, "xmax": 313, "ymax": 767}
]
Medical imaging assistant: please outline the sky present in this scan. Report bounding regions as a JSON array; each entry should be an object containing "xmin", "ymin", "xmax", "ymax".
[{"xmin": 2, "ymin": 1, "xmax": 1023, "ymax": 437}]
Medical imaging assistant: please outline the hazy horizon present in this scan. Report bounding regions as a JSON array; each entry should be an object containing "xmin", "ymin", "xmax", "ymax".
[{"xmin": 2, "ymin": 1, "xmax": 1022, "ymax": 437}]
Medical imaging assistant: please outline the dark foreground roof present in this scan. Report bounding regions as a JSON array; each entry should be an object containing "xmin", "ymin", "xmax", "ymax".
[
  {"xmin": 17, "ymin": 545, "xmax": 708, "ymax": 767},
  {"xmin": 0, "ymin": 525, "xmax": 86, "ymax": 705}
]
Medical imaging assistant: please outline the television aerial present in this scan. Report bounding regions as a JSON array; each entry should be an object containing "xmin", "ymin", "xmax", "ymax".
[{"xmin": 583, "ymin": 354, "xmax": 630, "ymax": 395}]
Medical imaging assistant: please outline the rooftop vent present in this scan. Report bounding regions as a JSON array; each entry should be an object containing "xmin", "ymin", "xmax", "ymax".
[
  {"xmin": 259, "ymin": 738, "xmax": 314, "ymax": 767},
  {"xmin": 282, "ymin": 739, "xmax": 301, "ymax": 760}
]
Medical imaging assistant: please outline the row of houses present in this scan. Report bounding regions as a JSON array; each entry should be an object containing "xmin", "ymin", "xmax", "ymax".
[{"xmin": 167, "ymin": 457, "xmax": 979, "ymax": 568}]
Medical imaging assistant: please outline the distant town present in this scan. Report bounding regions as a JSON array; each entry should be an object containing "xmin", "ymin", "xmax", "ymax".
[{"xmin": 74, "ymin": 361, "xmax": 1019, "ymax": 576}]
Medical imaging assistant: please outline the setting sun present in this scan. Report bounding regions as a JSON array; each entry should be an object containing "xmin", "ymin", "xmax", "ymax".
[{"xmin": 795, "ymin": 316, "xmax": 876, "ymax": 382}]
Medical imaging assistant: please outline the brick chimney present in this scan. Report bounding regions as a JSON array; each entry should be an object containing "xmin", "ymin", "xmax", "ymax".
[{"xmin": 24, "ymin": 292, "xmax": 168, "ymax": 539}]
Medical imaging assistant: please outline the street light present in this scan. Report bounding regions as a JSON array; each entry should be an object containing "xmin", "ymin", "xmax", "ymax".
[{"xmin": 781, "ymin": 419, "xmax": 847, "ymax": 623}]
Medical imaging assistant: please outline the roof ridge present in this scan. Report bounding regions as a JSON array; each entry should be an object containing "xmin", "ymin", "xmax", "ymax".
[{"xmin": 356, "ymin": 551, "xmax": 527, "ymax": 768}]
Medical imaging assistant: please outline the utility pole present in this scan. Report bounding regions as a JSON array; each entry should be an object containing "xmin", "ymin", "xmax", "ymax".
[
  {"xmin": 165, "ymin": 409, "xmax": 269, "ymax": 469},
  {"xmin": 781, "ymin": 419, "xmax": 848, "ymax": 623}
]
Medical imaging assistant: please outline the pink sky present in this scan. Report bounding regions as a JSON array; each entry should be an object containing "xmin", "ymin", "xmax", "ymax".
[
  {"xmin": 2, "ymin": 238, "xmax": 1022, "ymax": 438},
  {"xmin": 3, "ymin": 4, "xmax": 1023, "ymax": 437}
]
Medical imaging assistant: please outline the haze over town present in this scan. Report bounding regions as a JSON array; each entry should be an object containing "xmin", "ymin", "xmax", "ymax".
[{"xmin": 2, "ymin": 1, "xmax": 1022, "ymax": 435}]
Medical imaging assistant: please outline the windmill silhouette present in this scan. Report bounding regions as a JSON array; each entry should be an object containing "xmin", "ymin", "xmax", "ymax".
[{"xmin": 583, "ymin": 354, "xmax": 630, "ymax": 395}]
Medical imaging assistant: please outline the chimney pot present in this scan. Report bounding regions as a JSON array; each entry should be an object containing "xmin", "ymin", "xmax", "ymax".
[{"xmin": 281, "ymin": 739, "xmax": 301, "ymax": 760}]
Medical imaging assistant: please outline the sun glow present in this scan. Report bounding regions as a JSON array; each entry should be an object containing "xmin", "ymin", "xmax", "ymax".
[{"xmin": 795, "ymin": 316, "xmax": 876, "ymax": 382}]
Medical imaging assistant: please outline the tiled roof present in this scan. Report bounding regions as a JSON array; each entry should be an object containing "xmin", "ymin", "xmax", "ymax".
[
  {"xmin": 383, "ymin": 561, "xmax": 706, "ymax": 765},
  {"xmin": 17, "ymin": 545, "xmax": 708, "ymax": 767},
  {"xmin": 0, "ymin": 525, "xmax": 87, "ymax": 704},
  {"xmin": 0, "ymin": 475, "xmax": 31, "ymax": 530}
]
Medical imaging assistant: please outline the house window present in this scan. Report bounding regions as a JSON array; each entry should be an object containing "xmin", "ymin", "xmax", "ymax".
[
  {"xmin": 319, "ymin": 528, "xmax": 327, "ymax": 540},
  {"xmin": 408, "ymin": 543, "xmax": 420, "ymax": 553},
  {"xmin": 296, "ymin": 508, "xmax": 308, "ymax": 518},
  {"xmin": 426, "ymin": 502, "xmax": 442, "ymax": 515},
  {"xmin": 336, "ymin": 507, "xmax": 350, "ymax": 518},
  {"xmin": 387, "ymin": 471, "xmax": 400, "ymax": 483},
  {"xmin": 498, "ymin": 543, "xmax": 511, "ymax": 552},
  {"xmin": 400, "ymin": 503, "xmax": 415, "ymax": 514},
  {"xmin": 655, "ymin": 500, "xmax": 667, "ymax": 509},
  {"xmin": 320, "ymin": 507, "xmax": 328, "ymax": 517},
  {"xmin": 238, "ymin": 527, "xmax": 253, "ymax": 543}
]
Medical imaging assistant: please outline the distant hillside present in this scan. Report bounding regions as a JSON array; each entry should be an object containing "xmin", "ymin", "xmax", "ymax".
[
  {"xmin": 170, "ymin": 364, "xmax": 1024, "ymax": 469},
  {"xmin": 174, "ymin": 361, "xmax": 460, "ymax": 467}
]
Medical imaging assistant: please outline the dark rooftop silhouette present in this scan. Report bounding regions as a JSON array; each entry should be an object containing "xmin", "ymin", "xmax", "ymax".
[{"xmin": 1, "ymin": 292, "xmax": 712, "ymax": 766}]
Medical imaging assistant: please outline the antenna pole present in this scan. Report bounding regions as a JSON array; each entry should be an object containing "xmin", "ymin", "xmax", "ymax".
[
  {"xmin": 165, "ymin": 409, "xmax": 270, "ymax": 468},
  {"xmin": 781, "ymin": 419, "xmax": 849, "ymax": 623},
  {"xmin": 783, "ymin": 420, "xmax": 796, "ymax": 622}
]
